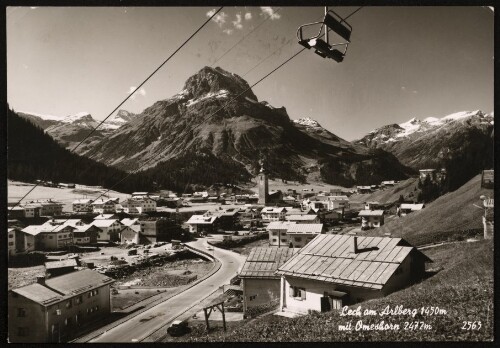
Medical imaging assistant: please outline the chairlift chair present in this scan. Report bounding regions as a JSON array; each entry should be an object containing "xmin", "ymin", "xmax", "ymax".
[{"xmin": 297, "ymin": 10, "xmax": 352, "ymax": 63}]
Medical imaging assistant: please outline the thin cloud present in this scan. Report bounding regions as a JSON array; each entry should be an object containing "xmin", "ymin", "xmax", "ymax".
[
  {"xmin": 206, "ymin": 9, "xmax": 228, "ymax": 27},
  {"xmin": 245, "ymin": 12, "xmax": 252, "ymax": 20},
  {"xmin": 260, "ymin": 7, "xmax": 281, "ymax": 20},
  {"xmin": 232, "ymin": 13, "xmax": 243, "ymax": 29},
  {"xmin": 223, "ymin": 28, "xmax": 234, "ymax": 35},
  {"xmin": 127, "ymin": 86, "xmax": 147, "ymax": 100}
]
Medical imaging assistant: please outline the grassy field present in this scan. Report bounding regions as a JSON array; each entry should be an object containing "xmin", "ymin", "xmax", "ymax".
[
  {"xmin": 187, "ymin": 239, "xmax": 493, "ymax": 342},
  {"xmin": 349, "ymin": 178, "xmax": 419, "ymax": 203},
  {"xmin": 365, "ymin": 174, "xmax": 492, "ymax": 245},
  {"xmin": 8, "ymin": 180, "xmax": 130, "ymax": 211}
]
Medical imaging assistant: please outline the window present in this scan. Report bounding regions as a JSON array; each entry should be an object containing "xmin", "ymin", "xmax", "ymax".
[
  {"xmin": 49, "ymin": 236, "xmax": 53, "ymax": 239},
  {"xmin": 9, "ymin": 242, "xmax": 14, "ymax": 246},
  {"xmin": 66, "ymin": 301, "xmax": 72, "ymax": 309},
  {"xmin": 281, "ymin": 239, "xmax": 287, "ymax": 243},
  {"xmin": 75, "ymin": 296, "xmax": 83, "ymax": 305},
  {"xmin": 294, "ymin": 237, "xmax": 302, "ymax": 242},
  {"xmin": 9, "ymin": 234, "xmax": 13, "ymax": 238},
  {"xmin": 249, "ymin": 295, "xmax": 257, "ymax": 301},
  {"xmin": 272, "ymin": 238, "xmax": 278, "ymax": 243},
  {"xmin": 289, "ymin": 286, "xmax": 306, "ymax": 300},
  {"xmin": 17, "ymin": 327, "xmax": 28, "ymax": 337},
  {"xmin": 17, "ymin": 308, "xmax": 26, "ymax": 317},
  {"xmin": 271, "ymin": 231, "xmax": 278, "ymax": 236}
]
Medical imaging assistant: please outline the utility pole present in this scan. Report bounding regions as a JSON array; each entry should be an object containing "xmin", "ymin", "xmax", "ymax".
[{"xmin": 324, "ymin": 6, "xmax": 329, "ymax": 45}]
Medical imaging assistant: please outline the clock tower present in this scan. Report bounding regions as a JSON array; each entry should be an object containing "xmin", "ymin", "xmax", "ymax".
[{"xmin": 257, "ymin": 159, "xmax": 268, "ymax": 205}]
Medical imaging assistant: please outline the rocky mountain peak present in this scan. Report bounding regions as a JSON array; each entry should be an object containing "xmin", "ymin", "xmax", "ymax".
[
  {"xmin": 182, "ymin": 66, "xmax": 258, "ymax": 101},
  {"xmin": 293, "ymin": 117, "xmax": 322, "ymax": 128}
]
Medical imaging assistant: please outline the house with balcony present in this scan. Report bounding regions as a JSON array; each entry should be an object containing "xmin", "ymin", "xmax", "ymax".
[
  {"xmin": 285, "ymin": 223, "xmax": 324, "ymax": 249},
  {"xmin": 8, "ymin": 269, "xmax": 114, "ymax": 342},
  {"xmin": 90, "ymin": 219, "xmax": 123, "ymax": 242},
  {"xmin": 276, "ymin": 234, "xmax": 432, "ymax": 316},
  {"xmin": 72, "ymin": 199, "xmax": 94, "ymax": 213},
  {"xmin": 21, "ymin": 224, "xmax": 75, "ymax": 251},
  {"xmin": 121, "ymin": 197, "xmax": 156, "ymax": 214},
  {"xmin": 91, "ymin": 198, "xmax": 119, "ymax": 214},
  {"xmin": 186, "ymin": 212, "xmax": 219, "ymax": 234},
  {"xmin": 261, "ymin": 207, "xmax": 287, "ymax": 223},
  {"xmin": 358, "ymin": 210, "xmax": 385, "ymax": 229}
]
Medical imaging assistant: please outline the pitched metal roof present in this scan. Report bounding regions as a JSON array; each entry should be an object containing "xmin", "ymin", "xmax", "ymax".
[
  {"xmin": 286, "ymin": 224, "xmax": 323, "ymax": 234},
  {"xmin": 400, "ymin": 204, "xmax": 424, "ymax": 211},
  {"xmin": 239, "ymin": 247, "xmax": 298, "ymax": 279},
  {"xmin": 46, "ymin": 269, "xmax": 114, "ymax": 295},
  {"xmin": 11, "ymin": 269, "xmax": 114, "ymax": 306},
  {"xmin": 276, "ymin": 234, "xmax": 430, "ymax": 290},
  {"xmin": 11, "ymin": 283, "xmax": 62, "ymax": 306},
  {"xmin": 261, "ymin": 207, "xmax": 286, "ymax": 213},
  {"xmin": 92, "ymin": 219, "xmax": 120, "ymax": 227},
  {"xmin": 267, "ymin": 221, "xmax": 296, "ymax": 230},
  {"xmin": 358, "ymin": 210, "xmax": 385, "ymax": 217},
  {"xmin": 286, "ymin": 215, "xmax": 319, "ymax": 221},
  {"xmin": 186, "ymin": 214, "xmax": 218, "ymax": 224}
]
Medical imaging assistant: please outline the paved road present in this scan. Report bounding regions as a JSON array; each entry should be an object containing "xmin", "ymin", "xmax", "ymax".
[{"xmin": 88, "ymin": 238, "xmax": 246, "ymax": 342}]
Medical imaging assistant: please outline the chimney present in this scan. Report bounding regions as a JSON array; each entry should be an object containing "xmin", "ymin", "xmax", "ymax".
[
  {"xmin": 36, "ymin": 276, "xmax": 46, "ymax": 285},
  {"xmin": 351, "ymin": 236, "xmax": 358, "ymax": 254}
]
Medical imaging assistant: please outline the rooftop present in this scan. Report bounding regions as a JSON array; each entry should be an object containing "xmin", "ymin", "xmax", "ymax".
[
  {"xmin": 286, "ymin": 223, "xmax": 323, "ymax": 234},
  {"xmin": 400, "ymin": 203, "xmax": 425, "ymax": 210},
  {"xmin": 358, "ymin": 210, "xmax": 385, "ymax": 217},
  {"xmin": 276, "ymin": 234, "xmax": 432, "ymax": 290},
  {"xmin": 239, "ymin": 247, "xmax": 298, "ymax": 279},
  {"xmin": 11, "ymin": 269, "xmax": 114, "ymax": 306},
  {"xmin": 267, "ymin": 221, "xmax": 296, "ymax": 230},
  {"xmin": 91, "ymin": 219, "xmax": 120, "ymax": 228},
  {"xmin": 286, "ymin": 215, "xmax": 319, "ymax": 221}
]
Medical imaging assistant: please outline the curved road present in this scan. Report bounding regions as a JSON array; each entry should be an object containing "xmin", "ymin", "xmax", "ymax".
[{"xmin": 88, "ymin": 238, "xmax": 246, "ymax": 342}]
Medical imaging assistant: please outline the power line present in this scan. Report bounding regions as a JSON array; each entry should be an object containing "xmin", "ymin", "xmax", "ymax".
[
  {"xmin": 210, "ymin": 7, "xmax": 282, "ymax": 67},
  {"xmin": 9, "ymin": 7, "xmax": 224, "ymax": 212},
  {"xmin": 54, "ymin": 6, "xmax": 366, "ymax": 209},
  {"xmin": 27, "ymin": 6, "xmax": 365, "ymax": 232}
]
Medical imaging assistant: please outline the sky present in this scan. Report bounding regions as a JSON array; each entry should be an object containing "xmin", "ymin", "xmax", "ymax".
[{"xmin": 6, "ymin": 6, "xmax": 494, "ymax": 141}]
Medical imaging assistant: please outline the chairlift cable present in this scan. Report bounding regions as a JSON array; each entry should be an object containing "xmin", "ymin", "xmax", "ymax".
[
  {"xmin": 9, "ymin": 7, "xmax": 223, "ymax": 211},
  {"xmin": 24, "ymin": 7, "xmax": 365, "ymax": 225},
  {"xmin": 210, "ymin": 7, "xmax": 282, "ymax": 67},
  {"xmin": 69, "ymin": 6, "xmax": 366, "ymax": 207}
]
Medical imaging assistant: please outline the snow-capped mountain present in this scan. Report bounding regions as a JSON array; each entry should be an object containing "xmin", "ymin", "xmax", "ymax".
[
  {"xmin": 17, "ymin": 110, "xmax": 138, "ymax": 149},
  {"xmin": 356, "ymin": 110, "xmax": 494, "ymax": 187},
  {"xmin": 364, "ymin": 110, "xmax": 493, "ymax": 145},
  {"xmin": 76, "ymin": 66, "xmax": 412, "ymax": 186},
  {"xmin": 293, "ymin": 117, "xmax": 322, "ymax": 129}
]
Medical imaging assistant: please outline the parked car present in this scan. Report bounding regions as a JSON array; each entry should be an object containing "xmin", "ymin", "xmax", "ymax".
[{"xmin": 167, "ymin": 320, "xmax": 189, "ymax": 337}]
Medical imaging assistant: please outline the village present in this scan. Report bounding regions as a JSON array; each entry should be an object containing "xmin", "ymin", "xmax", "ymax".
[{"xmin": 6, "ymin": 165, "xmax": 494, "ymax": 342}]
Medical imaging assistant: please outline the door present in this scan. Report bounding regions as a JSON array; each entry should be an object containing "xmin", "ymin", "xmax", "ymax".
[{"xmin": 320, "ymin": 296, "xmax": 331, "ymax": 312}]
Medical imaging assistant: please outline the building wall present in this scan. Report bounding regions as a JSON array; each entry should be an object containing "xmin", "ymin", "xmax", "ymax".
[
  {"xmin": 121, "ymin": 227, "xmax": 139, "ymax": 244},
  {"xmin": 268, "ymin": 228, "xmax": 289, "ymax": 247},
  {"xmin": 361, "ymin": 216, "xmax": 384, "ymax": 228},
  {"xmin": 258, "ymin": 172, "xmax": 268, "ymax": 205},
  {"xmin": 96, "ymin": 222, "xmax": 121, "ymax": 241},
  {"xmin": 35, "ymin": 229, "xmax": 73, "ymax": 250},
  {"xmin": 242, "ymin": 278, "xmax": 281, "ymax": 313},
  {"xmin": 281, "ymin": 276, "xmax": 383, "ymax": 314},
  {"xmin": 8, "ymin": 292, "xmax": 48, "ymax": 343},
  {"xmin": 8, "ymin": 230, "xmax": 16, "ymax": 256},
  {"xmin": 287, "ymin": 233, "xmax": 317, "ymax": 249},
  {"xmin": 383, "ymin": 253, "xmax": 425, "ymax": 295}
]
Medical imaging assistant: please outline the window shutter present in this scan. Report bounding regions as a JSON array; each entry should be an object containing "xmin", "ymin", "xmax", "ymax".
[{"xmin": 301, "ymin": 288, "xmax": 306, "ymax": 300}]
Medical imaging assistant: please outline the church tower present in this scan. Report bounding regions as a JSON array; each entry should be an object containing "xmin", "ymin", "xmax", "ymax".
[{"xmin": 257, "ymin": 159, "xmax": 268, "ymax": 205}]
